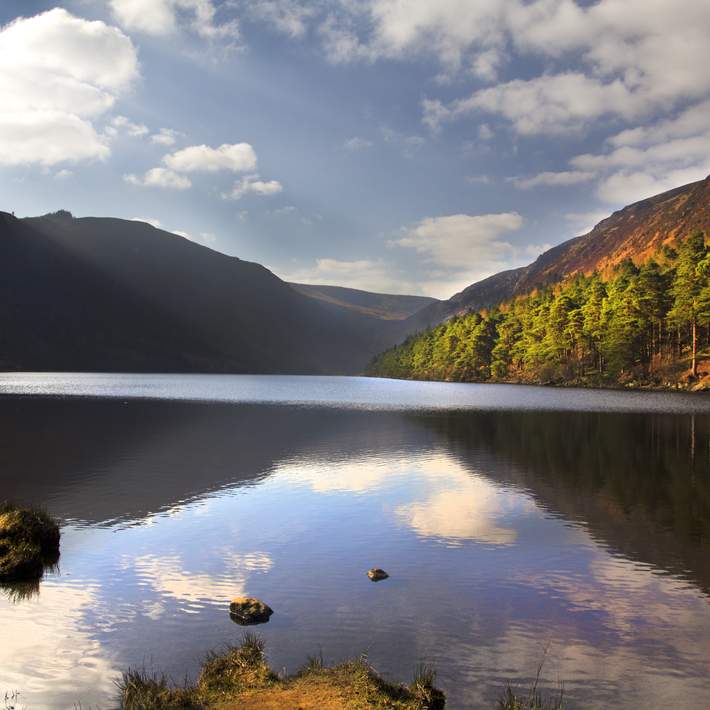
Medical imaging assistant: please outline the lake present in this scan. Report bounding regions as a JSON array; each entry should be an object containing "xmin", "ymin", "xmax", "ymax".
[{"xmin": 1, "ymin": 374, "xmax": 710, "ymax": 709}]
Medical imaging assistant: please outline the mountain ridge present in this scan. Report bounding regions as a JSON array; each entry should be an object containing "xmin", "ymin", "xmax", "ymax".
[
  {"xmin": 408, "ymin": 175, "xmax": 710, "ymax": 330},
  {"xmin": 0, "ymin": 212, "xmax": 405, "ymax": 374},
  {"xmin": 289, "ymin": 282, "xmax": 437, "ymax": 320}
]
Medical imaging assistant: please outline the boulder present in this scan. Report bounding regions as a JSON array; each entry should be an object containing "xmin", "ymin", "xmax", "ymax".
[
  {"xmin": 229, "ymin": 597, "xmax": 273, "ymax": 625},
  {"xmin": 367, "ymin": 568, "xmax": 389, "ymax": 581}
]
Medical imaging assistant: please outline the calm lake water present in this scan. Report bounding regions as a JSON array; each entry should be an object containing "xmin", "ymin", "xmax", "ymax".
[{"xmin": 1, "ymin": 374, "xmax": 710, "ymax": 709}]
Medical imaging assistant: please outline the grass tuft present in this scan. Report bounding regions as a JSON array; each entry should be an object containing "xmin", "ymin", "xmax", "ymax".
[
  {"xmin": 117, "ymin": 637, "xmax": 446, "ymax": 709},
  {"xmin": 117, "ymin": 669, "xmax": 202, "ymax": 709},
  {"xmin": 410, "ymin": 663, "xmax": 446, "ymax": 710},
  {"xmin": 0, "ymin": 502, "xmax": 60, "ymax": 583},
  {"xmin": 498, "ymin": 658, "xmax": 565, "ymax": 710},
  {"xmin": 497, "ymin": 686, "xmax": 565, "ymax": 710},
  {"xmin": 198, "ymin": 633, "xmax": 275, "ymax": 696}
]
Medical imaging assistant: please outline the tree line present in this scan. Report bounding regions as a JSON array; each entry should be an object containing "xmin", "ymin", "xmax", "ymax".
[{"xmin": 368, "ymin": 231, "xmax": 710, "ymax": 386}]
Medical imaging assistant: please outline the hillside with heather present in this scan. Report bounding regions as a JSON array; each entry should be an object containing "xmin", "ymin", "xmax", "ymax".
[
  {"xmin": 408, "ymin": 176, "xmax": 710, "ymax": 331},
  {"xmin": 370, "ymin": 178, "xmax": 710, "ymax": 389}
]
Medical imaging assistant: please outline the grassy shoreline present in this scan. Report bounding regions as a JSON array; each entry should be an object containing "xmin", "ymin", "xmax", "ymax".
[
  {"xmin": 118, "ymin": 635, "xmax": 568, "ymax": 710},
  {"xmin": 119, "ymin": 634, "xmax": 446, "ymax": 709}
]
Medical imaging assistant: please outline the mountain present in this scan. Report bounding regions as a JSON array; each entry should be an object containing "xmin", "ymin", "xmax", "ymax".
[
  {"xmin": 370, "ymin": 176, "xmax": 710, "ymax": 388},
  {"xmin": 0, "ymin": 211, "xmax": 412, "ymax": 374},
  {"xmin": 289, "ymin": 283, "xmax": 437, "ymax": 320},
  {"xmin": 409, "ymin": 175, "xmax": 710, "ymax": 329}
]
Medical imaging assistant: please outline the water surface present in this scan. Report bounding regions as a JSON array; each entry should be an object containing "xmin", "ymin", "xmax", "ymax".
[{"xmin": 1, "ymin": 374, "xmax": 709, "ymax": 709}]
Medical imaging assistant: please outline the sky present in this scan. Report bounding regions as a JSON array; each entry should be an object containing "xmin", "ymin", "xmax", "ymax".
[{"xmin": 1, "ymin": 0, "xmax": 710, "ymax": 299}]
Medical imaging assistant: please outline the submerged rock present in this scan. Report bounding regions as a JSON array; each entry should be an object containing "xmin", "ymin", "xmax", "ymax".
[
  {"xmin": 229, "ymin": 597, "xmax": 273, "ymax": 625},
  {"xmin": 367, "ymin": 568, "xmax": 389, "ymax": 581}
]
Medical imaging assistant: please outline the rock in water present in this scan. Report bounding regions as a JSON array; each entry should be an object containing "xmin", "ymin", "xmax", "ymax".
[
  {"xmin": 367, "ymin": 568, "xmax": 389, "ymax": 581},
  {"xmin": 229, "ymin": 597, "xmax": 273, "ymax": 625}
]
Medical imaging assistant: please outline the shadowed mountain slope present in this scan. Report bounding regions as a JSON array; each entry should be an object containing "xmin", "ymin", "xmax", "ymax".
[
  {"xmin": 0, "ymin": 211, "xmax": 404, "ymax": 374},
  {"xmin": 289, "ymin": 282, "xmax": 437, "ymax": 320}
]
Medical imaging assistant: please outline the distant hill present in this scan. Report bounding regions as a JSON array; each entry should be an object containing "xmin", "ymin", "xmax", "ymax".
[
  {"xmin": 290, "ymin": 283, "xmax": 437, "ymax": 320},
  {"xmin": 409, "ymin": 175, "xmax": 710, "ymax": 330},
  {"xmin": 0, "ymin": 212, "xmax": 409, "ymax": 374}
]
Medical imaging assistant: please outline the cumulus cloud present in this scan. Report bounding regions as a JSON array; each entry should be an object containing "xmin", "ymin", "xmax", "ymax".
[
  {"xmin": 124, "ymin": 167, "xmax": 192, "ymax": 189},
  {"xmin": 513, "ymin": 170, "xmax": 596, "ymax": 190},
  {"xmin": 163, "ymin": 143, "xmax": 257, "ymax": 172},
  {"xmin": 243, "ymin": 0, "xmax": 316, "ymax": 38},
  {"xmin": 442, "ymin": 1, "xmax": 710, "ymax": 136},
  {"xmin": 105, "ymin": 114, "xmax": 149, "ymax": 138},
  {"xmin": 109, "ymin": 0, "xmax": 239, "ymax": 40},
  {"xmin": 568, "ymin": 100, "xmax": 710, "ymax": 204},
  {"xmin": 0, "ymin": 8, "xmax": 138, "ymax": 167},
  {"xmin": 151, "ymin": 128, "xmax": 182, "ymax": 146},
  {"xmin": 279, "ymin": 212, "xmax": 529, "ymax": 298},
  {"xmin": 394, "ymin": 213, "xmax": 523, "ymax": 270},
  {"xmin": 223, "ymin": 174, "xmax": 283, "ymax": 200},
  {"xmin": 279, "ymin": 258, "xmax": 418, "ymax": 295},
  {"xmin": 448, "ymin": 73, "xmax": 641, "ymax": 136}
]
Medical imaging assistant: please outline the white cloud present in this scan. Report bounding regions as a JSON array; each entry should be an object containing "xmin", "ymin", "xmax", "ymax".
[
  {"xmin": 223, "ymin": 174, "xmax": 283, "ymax": 200},
  {"xmin": 280, "ymin": 258, "xmax": 418, "ymax": 295},
  {"xmin": 415, "ymin": 0, "xmax": 710, "ymax": 136},
  {"xmin": 131, "ymin": 216, "xmax": 164, "ymax": 228},
  {"xmin": 596, "ymin": 167, "xmax": 710, "ymax": 206},
  {"xmin": 279, "ymin": 212, "xmax": 528, "ymax": 298},
  {"xmin": 109, "ymin": 0, "xmax": 239, "ymax": 40},
  {"xmin": 394, "ymin": 213, "xmax": 523, "ymax": 270},
  {"xmin": 124, "ymin": 167, "xmax": 192, "ymax": 189},
  {"xmin": 569, "ymin": 100, "xmax": 710, "ymax": 204},
  {"xmin": 151, "ymin": 127, "xmax": 181, "ymax": 146},
  {"xmin": 344, "ymin": 136, "xmax": 373, "ymax": 151},
  {"xmin": 105, "ymin": 114, "xmax": 149, "ymax": 138},
  {"xmin": 362, "ymin": 1, "xmax": 507, "ymax": 72},
  {"xmin": 54, "ymin": 169, "xmax": 73, "ymax": 180},
  {"xmin": 0, "ymin": 8, "xmax": 138, "ymax": 167},
  {"xmin": 451, "ymin": 73, "xmax": 640, "ymax": 136},
  {"xmin": 163, "ymin": 143, "xmax": 257, "ymax": 172},
  {"xmin": 244, "ymin": 0, "xmax": 316, "ymax": 38},
  {"xmin": 513, "ymin": 170, "xmax": 596, "ymax": 190}
]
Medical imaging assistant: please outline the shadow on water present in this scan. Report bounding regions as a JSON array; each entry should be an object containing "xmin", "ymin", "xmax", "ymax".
[
  {"xmin": 2, "ymin": 397, "xmax": 707, "ymax": 594},
  {"xmin": 417, "ymin": 409, "xmax": 710, "ymax": 595}
]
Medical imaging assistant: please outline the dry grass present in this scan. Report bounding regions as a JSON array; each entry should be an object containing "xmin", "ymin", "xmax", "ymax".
[{"xmin": 118, "ymin": 636, "xmax": 445, "ymax": 709}]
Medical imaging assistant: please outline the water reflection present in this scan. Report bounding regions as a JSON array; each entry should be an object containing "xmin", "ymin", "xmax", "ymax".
[{"xmin": 0, "ymin": 389, "xmax": 709, "ymax": 708}]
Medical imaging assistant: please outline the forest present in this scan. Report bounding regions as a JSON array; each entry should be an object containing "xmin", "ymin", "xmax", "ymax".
[{"xmin": 368, "ymin": 231, "xmax": 710, "ymax": 387}]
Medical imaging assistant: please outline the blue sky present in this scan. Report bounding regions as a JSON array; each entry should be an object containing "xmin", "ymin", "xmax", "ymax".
[{"xmin": 2, "ymin": 1, "xmax": 710, "ymax": 298}]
